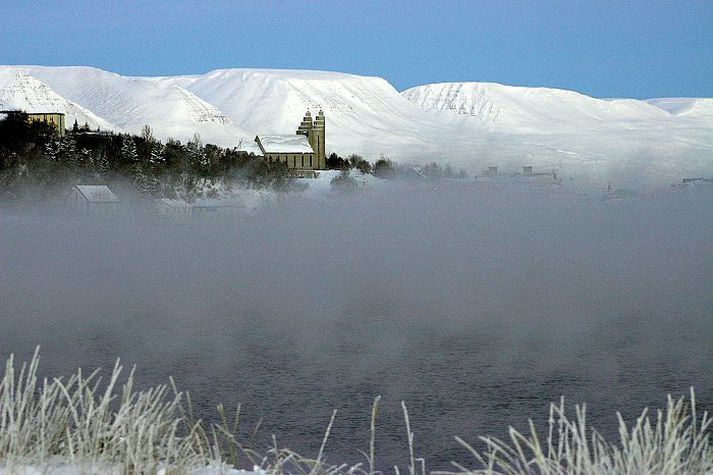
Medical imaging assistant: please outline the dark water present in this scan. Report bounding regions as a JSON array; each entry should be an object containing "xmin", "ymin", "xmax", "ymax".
[{"xmin": 1, "ymin": 185, "xmax": 712, "ymax": 470}]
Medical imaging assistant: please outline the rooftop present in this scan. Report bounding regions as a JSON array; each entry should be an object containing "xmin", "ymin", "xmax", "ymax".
[
  {"xmin": 74, "ymin": 185, "xmax": 119, "ymax": 203},
  {"xmin": 236, "ymin": 138, "xmax": 264, "ymax": 156},
  {"xmin": 256, "ymin": 134, "xmax": 314, "ymax": 154}
]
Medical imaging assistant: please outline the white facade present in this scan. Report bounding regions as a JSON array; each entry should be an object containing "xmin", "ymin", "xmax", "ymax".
[{"xmin": 66, "ymin": 185, "xmax": 119, "ymax": 217}]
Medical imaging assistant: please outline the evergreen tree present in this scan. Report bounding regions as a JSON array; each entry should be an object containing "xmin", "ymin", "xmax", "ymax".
[
  {"xmin": 373, "ymin": 158, "xmax": 396, "ymax": 179},
  {"xmin": 149, "ymin": 144, "xmax": 165, "ymax": 166},
  {"xmin": 43, "ymin": 139, "xmax": 59, "ymax": 162},
  {"xmin": 133, "ymin": 163, "xmax": 159, "ymax": 197},
  {"xmin": 330, "ymin": 168, "xmax": 358, "ymax": 192},
  {"xmin": 95, "ymin": 151, "xmax": 109, "ymax": 175},
  {"xmin": 187, "ymin": 133, "xmax": 207, "ymax": 169},
  {"xmin": 326, "ymin": 152, "xmax": 348, "ymax": 169},
  {"xmin": 348, "ymin": 154, "xmax": 371, "ymax": 174},
  {"xmin": 57, "ymin": 134, "xmax": 77, "ymax": 164},
  {"xmin": 121, "ymin": 135, "xmax": 139, "ymax": 164},
  {"xmin": 78, "ymin": 148, "xmax": 92, "ymax": 167}
]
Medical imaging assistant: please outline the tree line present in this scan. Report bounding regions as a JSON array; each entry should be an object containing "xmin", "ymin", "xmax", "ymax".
[
  {"xmin": 0, "ymin": 114, "xmax": 468, "ymax": 202},
  {"xmin": 0, "ymin": 114, "xmax": 295, "ymax": 202}
]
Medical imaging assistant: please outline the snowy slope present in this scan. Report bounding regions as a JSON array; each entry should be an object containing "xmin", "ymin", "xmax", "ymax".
[
  {"xmin": 0, "ymin": 65, "xmax": 711, "ymax": 184},
  {"xmin": 402, "ymin": 82, "xmax": 670, "ymax": 130},
  {"xmin": 0, "ymin": 68, "xmax": 114, "ymax": 130},
  {"xmin": 646, "ymin": 98, "xmax": 713, "ymax": 120},
  {"xmin": 165, "ymin": 68, "xmax": 467, "ymax": 159},
  {"xmin": 402, "ymin": 82, "xmax": 713, "ymax": 183},
  {"xmin": 18, "ymin": 65, "xmax": 246, "ymax": 144}
]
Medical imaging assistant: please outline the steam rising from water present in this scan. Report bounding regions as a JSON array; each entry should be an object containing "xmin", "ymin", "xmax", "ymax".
[{"xmin": 1, "ymin": 184, "xmax": 712, "ymax": 468}]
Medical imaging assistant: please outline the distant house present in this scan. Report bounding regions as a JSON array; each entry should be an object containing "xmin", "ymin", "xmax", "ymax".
[
  {"xmin": 156, "ymin": 197, "xmax": 246, "ymax": 222},
  {"xmin": 156, "ymin": 198, "xmax": 192, "ymax": 222},
  {"xmin": 0, "ymin": 109, "xmax": 66, "ymax": 136},
  {"xmin": 481, "ymin": 166, "xmax": 499, "ymax": 177},
  {"xmin": 190, "ymin": 200, "xmax": 245, "ymax": 218},
  {"xmin": 66, "ymin": 185, "xmax": 119, "ymax": 216},
  {"xmin": 517, "ymin": 166, "xmax": 562, "ymax": 185},
  {"xmin": 476, "ymin": 166, "xmax": 562, "ymax": 186},
  {"xmin": 672, "ymin": 177, "xmax": 713, "ymax": 189}
]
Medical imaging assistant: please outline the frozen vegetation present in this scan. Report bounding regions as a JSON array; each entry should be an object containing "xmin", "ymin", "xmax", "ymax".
[{"xmin": 0, "ymin": 349, "xmax": 711, "ymax": 474}]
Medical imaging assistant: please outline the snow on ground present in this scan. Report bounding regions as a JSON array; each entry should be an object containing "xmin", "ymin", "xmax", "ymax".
[
  {"xmin": 0, "ymin": 65, "xmax": 711, "ymax": 184},
  {"xmin": 296, "ymin": 169, "xmax": 388, "ymax": 199}
]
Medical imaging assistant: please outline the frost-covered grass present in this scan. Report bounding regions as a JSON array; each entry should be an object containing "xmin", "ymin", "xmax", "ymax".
[
  {"xmin": 0, "ymin": 349, "xmax": 711, "ymax": 474},
  {"xmin": 443, "ymin": 391, "xmax": 712, "ymax": 475}
]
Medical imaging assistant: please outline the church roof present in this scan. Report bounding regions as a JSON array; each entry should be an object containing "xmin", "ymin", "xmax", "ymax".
[
  {"xmin": 236, "ymin": 138, "xmax": 263, "ymax": 156},
  {"xmin": 256, "ymin": 134, "xmax": 314, "ymax": 154}
]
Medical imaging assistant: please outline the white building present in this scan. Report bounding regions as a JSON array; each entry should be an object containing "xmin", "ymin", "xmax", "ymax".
[
  {"xmin": 66, "ymin": 185, "xmax": 119, "ymax": 217},
  {"xmin": 156, "ymin": 197, "xmax": 248, "ymax": 222}
]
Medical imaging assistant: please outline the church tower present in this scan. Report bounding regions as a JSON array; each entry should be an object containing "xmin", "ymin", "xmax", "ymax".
[
  {"xmin": 296, "ymin": 109, "xmax": 326, "ymax": 169},
  {"xmin": 313, "ymin": 110, "xmax": 326, "ymax": 169},
  {"xmin": 297, "ymin": 110, "xmax": 313, "ymax": 138}
]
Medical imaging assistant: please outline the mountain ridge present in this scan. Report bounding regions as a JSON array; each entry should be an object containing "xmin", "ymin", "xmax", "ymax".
[{"xmin": 0, "ymin": 65, "xmax": 711, "ymax": 184}]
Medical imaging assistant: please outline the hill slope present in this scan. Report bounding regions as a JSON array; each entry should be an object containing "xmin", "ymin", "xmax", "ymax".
[
  {"xmin": 402, "ymin": 82, "xmax": 713, "ymax": 183},
  {"xmin": 0, "ymin": 68, "xmax": 114, "ymax": 130},
  {"xmin": 18, "ymin": 66, "xmax": 246, "ymax": 145},
  {"xmin": 0, "ymin": 66, "xmax": 711, "ymax": 184},
  {"xmin": 401, "ymin": 82, "xmax": 670, "ymax": 130}
]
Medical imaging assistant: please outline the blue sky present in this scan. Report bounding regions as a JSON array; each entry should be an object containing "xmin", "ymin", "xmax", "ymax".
[{"xmin": 1, "ymin": 0, "xmax": 711, "ymax": 98}]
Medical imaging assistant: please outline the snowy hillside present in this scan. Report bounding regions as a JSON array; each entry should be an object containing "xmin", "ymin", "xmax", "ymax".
[
  {"xmin": 646, "ymin": 98, "xmax": 713, "ymax": 120},
  {"xmin": 165, "ymin": 68, "xmax": 465, "ymax": 159},
  {"xmin": 402, "ymin": 81, "xmax": 713, "ymax": 183},
  {"xmin": 401, "ymin": 82, "xmax": 670, "ymax": 130},
  {"xmin": 0, "ymin": 65, "xmax": 711, "ymax": 184},
  {"xmin": 18, "ymin": 66, "xmax": 246, "ymax": 145},
  {"xmin": 0, "ymin": 68, "xmax": 114, "ymax": 130}
]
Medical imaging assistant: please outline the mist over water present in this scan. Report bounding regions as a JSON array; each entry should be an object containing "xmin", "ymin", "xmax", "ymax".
[{"xmin": 1, "ymin": 184, "xmax": 712, "ymax": 469}]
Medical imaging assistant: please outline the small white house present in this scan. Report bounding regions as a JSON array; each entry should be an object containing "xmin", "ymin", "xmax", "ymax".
[
  {"xmin": 155, "ymin": 197, "xmax": 247, "ymax": 223},
  {"xmin": 66, "ymin": 185, "xmax": 119, "ymax": 217},
  {"xmin": 190, "ymin": 200, "xmax": 245, "ymax": 219},
  {"xmin": 156, "ymin": 198, "xmax": 192, "ymax": 222}
]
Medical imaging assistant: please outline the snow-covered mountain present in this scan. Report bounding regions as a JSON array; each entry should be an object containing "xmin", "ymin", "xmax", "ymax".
[
  {"xmin": 15, "ymin": 66, "xmax": 244, "ymax": 145},
  {"xmin": 401, "ymin": 82, "xmax": 670, "ymax": 130},
  {"xmin": 0, "ymin": 68, "xmax": 114, "ymax": 130},
  {"xmin": 0, "ymin": 65, "xmax": 711, "ymax": 184},
  {"xmin": 402, "ymin": 82, "xmax": 713, "ymax": 183},
  {"xmin": 645, "ymin": 98, "xmax": 713, "ymax": 121},
  {"xmin": 164, "ymin": 68, "xmax": 465, "ymax": 159}
]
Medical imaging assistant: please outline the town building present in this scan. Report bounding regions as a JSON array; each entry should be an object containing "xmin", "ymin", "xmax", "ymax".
[
  {"xmin": 156, "ymin": 197, "xmax": 247, "ymax": 223},
  {"xmin": 476, "ymin": 166, "xmax": 562, "ymax": 186},
  {"xmin": 65, "ymin": 185, "xmax": 119, "ymax": 216},
  {"xmin": 0, "ymin": 110, "xmax": 66, "ymax": 136},
  {"xmin": 671, "ymin": 177, "xmax": 713, "ymax": 189}
]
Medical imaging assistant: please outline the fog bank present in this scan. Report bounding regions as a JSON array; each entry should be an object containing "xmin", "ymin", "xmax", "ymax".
[{"xmin": 1, "ymin": 185, "xmax": 712, "ymax": 468}]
